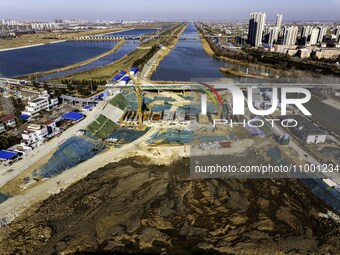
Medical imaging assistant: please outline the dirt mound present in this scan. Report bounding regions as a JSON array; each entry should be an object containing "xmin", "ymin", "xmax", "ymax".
[{"xmin": 1, "ymin": 157, "xmax": 339, "ymax": 254}]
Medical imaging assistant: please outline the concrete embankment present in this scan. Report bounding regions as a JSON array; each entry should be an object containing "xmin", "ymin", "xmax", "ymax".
[{"xmin": 0, "ymin": 43, "xmax": 45, "ymax": 52}]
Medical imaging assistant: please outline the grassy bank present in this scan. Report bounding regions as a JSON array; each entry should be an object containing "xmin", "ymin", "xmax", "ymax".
[
  {"xmin": 0, "ymin": 28, "xmax": 128, "ymax": 50},
  {"xmin": 219, "ymin": 67, "xmax": 269, "ymax": 79},
  {"xmin": 109, "ymin": 93, "xmax": 129, "ymax": 110},
  {"xmin": 86, "ymin": 114, "xmax": 117, "ymax": 139},
  {"xmin": 197, "ymin": 29, "xmax": 279, "ymax": 72},
  {"xmin": 21, "ymin": 39, "xmax": 125, "ymax": 80},
  {"xmin": 0, "ymin": 25, "xmax": 165, "ymax": 50}
]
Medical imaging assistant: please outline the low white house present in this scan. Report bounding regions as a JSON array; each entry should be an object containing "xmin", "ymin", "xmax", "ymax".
[
  {"xmin": 21, "ymin": 92, "xmax": 59, "ymax": 116},
  {"xmin": 22, "ymin": 97, "xmax": 49, "ymax": 116},
  {"xmin": 284, "ymin": 115, "xmax": 327, "ymax": 144},
  {"xmin": 22, "ymin": 124, "xmax": 49, "ymax": 146},
  {"xmin": 7, "ymin": 144, "xmax": 33, "ymax": 156},
  {"xmin": 0, "ymin": 123, "xmax": 5, "ymax": 133},
  {"xmin": 0, "ymin": 114, "xmax": 17, "ymax": 129}
]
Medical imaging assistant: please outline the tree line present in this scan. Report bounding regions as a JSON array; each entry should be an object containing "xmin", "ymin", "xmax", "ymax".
[{"xmin": 203, "ymin": 33, "xmax": 340, "ymax": 76}]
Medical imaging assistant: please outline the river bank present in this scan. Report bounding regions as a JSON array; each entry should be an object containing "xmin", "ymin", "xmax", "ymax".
[
  {"xmin": 20, "ymin": 39, "xmax": 125, "ymax": 80},
  {"xmin": 59, "ymin": 24, "xmax": 185, "ymax": 81},
  {"xmin": 0, "ymin": 43, "xmax": 45, "ymax": 52},
  {"xmin": 219, "ymin": 67, "xmax": 270, "ymax": 79},
  {"xmin": 198, "ymin": 30, "xmax": 283, "ymax": 78},
  {"xmin": 141, "ymin": 24, "xmax": 188, "ymax": 80},
  {"xmin": 0, "ymin": 27, "xmax": 132, "ymax": 51}
]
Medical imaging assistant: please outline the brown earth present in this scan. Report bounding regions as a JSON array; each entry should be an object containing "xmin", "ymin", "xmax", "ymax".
[{"xmin": 0, "ymin": 157, "xmax": 339, "ymax": 255}]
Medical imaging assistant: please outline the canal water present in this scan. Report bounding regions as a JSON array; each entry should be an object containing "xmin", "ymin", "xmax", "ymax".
[
  {"xmin": 151, "ymin": 22, "xmax": 229, "ymax": 81},
  {"xmin": 38, "ymin": 42, "xmax": 139, "ymax": 81},
  {"xmin": 0, "ymin": 29, "xmax": 155, "ymax": 78}
]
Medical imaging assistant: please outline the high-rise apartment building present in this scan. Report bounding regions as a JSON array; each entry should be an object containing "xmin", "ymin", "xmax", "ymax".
[
  {"xmin": 300, "ymin": 26, "xmax": 313, "ymax": 45},
  {"xmin": 317, "ymin": 26, "xmax": 327, "ymax": 43},
  {"xmin": 309, "ymin": 28, "xmax": 320, "ymax": 45},
  {"xmin": 283, "ymin": 26, "xmax": 298, "ymax": 45},
  {"xmin": 268, "ymin": 26, "xmax": 280, "ymax": 45},
  {"xmin": 276, "ymin": 14, "xmax": 283, "ymax": 29},
  {"xmin": 248, "ymin": 12, "xmax": 266, "ymax": 47}
]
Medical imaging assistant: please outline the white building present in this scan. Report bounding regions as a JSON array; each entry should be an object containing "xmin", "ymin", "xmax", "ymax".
[
  {"xmin": 283, "ymin": 26, "xmax": 298, "ymax": 46},
  {"xmin": 248, "ymin": 12, "xmax": 266, "ymax": 47},
  {"xmin": 22, "ymin": 92, "xmax": 58, "ymax": 116},
  {"xmin": 0, "ymin": 123, "xmax": 5, "ymax": 133},
  {"xmin": 0, "ymin": 114, "xmax": 17, "ymax": 129},
  {"xmin": 318, "ymin": 26, "xmax": 328, "ymax": 43},
  {"xmin": 22, "ymin": 97, "xmax": 49, "ymax": 116},
  {"xmin": 309, "ymin": 28, "xmax": 320, "ymax": 45},
  {"xmin": 21, "ymin": 124, "xmax": 49, "ymax": 146},
  {"xmin": 301, "ymin": 26, "xmax": 313, "ymax": 45},
  {"xmin": 276, "ymin": 14, "xmax": 283, "ymax": 30},
  {"xmin": 268, "ymin": 26, "xmax": 280, "ymax": 46},
  {"xmin": 335, "ymin": 26, "xmax": 340, "ymax": 43},
  {"xmin": 284, "ymin": 115, "xmax": 327, "ymax": 144}
]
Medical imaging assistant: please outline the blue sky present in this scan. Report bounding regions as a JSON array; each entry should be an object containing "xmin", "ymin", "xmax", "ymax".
[{"xmin": 1, "ymin": 0, "xmax": 340, "ymax": 21}]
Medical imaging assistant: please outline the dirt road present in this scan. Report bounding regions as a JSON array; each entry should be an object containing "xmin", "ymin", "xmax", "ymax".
[{"xmin": 0, "ymin": 125, "xmax": 158, "ymax": 225}]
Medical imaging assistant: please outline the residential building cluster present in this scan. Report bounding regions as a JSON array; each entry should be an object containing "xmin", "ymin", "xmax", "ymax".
[
  {"xmin": 247, "ymin": 12, "xmax": 340, "ymax": 58},
  {"xmin": 0, "ymin": 19, "xmax": 58, "ymax": 31}
]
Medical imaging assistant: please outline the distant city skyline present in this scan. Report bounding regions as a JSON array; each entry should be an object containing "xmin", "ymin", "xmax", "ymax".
[{"xmin": 1, "ymin": 0, "xmax": 340, "ymax": 22}]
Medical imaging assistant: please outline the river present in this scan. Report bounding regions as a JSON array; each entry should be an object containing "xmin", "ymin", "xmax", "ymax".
[
  {"xmin": 0, "ymin": 29, "xmax": 155, "ymax": 78},
  {"xmin": 38, "ymin": 42, "xmax": 139, "ymax": 81},
  {"xmin": 151, "ymin": 22, "xmax": 231, "ymax": 81}
]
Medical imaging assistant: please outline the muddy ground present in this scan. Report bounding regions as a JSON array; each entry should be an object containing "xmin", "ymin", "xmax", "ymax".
[{"xmin": 0, "ymin": 157, "xmax": 339, "ymax": 255}]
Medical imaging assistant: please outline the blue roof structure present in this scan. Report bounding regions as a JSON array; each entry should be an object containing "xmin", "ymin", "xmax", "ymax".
[
  {"xmin": 62, "ymin": 112, "xmax": 85, "ymax": 122},
  {"xmin": 118, "ymin": 70, "xmax": 126, "ymax": 76},
  {"xmin": 112, "ymin": 74, "xmax": 123, "ymax": 81},
  {"xmin": 120, "ymin": 76, "xmax": 131, "ymax": 84},
  {"xmin": 19, "ymin": 114, "xmax": 30, "ymax": 120},
  {"xmin": 0, "ymin": 150, "xmax": 18, "ymax": 160},
  {"xmin": 130, "ymin": 67, "xmax": 138, "ymax": 72}
]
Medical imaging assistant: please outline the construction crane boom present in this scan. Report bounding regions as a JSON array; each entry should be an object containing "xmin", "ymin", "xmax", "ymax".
[{"xmin": 128, "ymin": 72, "xmax": 143, "ymax": 130}]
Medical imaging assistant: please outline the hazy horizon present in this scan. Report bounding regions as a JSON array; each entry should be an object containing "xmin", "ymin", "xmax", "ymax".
[{"xmin": 1, "ymin": 0, "xmax": 340, "ymax": 22}]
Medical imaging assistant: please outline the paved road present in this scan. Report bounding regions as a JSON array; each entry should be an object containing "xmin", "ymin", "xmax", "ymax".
[
  {"xmin": 269, "ymin": 119, "xmax": 340, "ymax": 184},
  {"xmin": 0, "ymin": 96, "xmax": 115, "ymax": 188}
]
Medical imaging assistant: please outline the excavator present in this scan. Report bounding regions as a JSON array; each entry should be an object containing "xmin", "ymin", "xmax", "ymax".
[{"xmin": 128, "ymin": 72, "xmax": 144, "ymax": 130}]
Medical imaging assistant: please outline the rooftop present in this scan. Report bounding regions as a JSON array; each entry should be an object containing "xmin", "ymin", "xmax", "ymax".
[
  {"xmin": 31, "ymin": 97, "xmax": 48, "ymax": 103},
  {"xmin": 62, "ymin": 112, "xmax": 85, "ymax": 121},
  {"xmin": 286, "ymin": 115, "xmax": 327, "ymax": 136},
  {"xmin": 0, "ymin": 150, "xmax": 18, "ymax": 160},
  {"xmin": 0, "ymin": 114, "xmax": 16, "ymax": 123}
]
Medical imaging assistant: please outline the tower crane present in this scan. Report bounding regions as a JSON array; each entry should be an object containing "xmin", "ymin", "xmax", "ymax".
[{"xmin": 128, "ymin": 72, "xmax": 143, "ymax": 130}]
